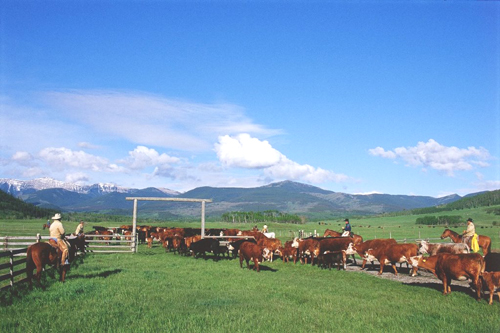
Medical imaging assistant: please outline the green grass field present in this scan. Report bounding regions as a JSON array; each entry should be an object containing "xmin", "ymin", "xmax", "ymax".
[{"xmin": 1, "ymin": 206, "xmax": 499, "ymax": 332}]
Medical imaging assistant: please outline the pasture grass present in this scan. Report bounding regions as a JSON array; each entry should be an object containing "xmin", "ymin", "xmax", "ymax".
[{"xmin": 1, "ymin": 244, "xmax": 499, "ymax": 333}]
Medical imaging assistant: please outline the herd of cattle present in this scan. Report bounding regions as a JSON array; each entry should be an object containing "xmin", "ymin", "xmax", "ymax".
[{"xmin": 91, "ymin": 225, "xmax": 500, "ymax": 304}]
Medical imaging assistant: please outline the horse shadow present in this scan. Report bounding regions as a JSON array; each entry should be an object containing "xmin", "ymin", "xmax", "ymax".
[{"xmin": 67, "ymin": 269, "xmax": 122, "ymax": 280}]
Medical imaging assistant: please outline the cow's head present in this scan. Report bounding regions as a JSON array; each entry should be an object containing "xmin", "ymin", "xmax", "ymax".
[
  {"xmin": 262, "ymin": 248, "xmax": 272, "ymax": 261},
  {"xmin": 409, "ymin": 255, "xmax": 422, "ymax": 276},
  {"xmin": 345, "ymin": 242, "xmax": 357, "ymax": 255},
  {"xmin": 365, "ymin": 249, "xmax": 376, "ymax": 261},
  {"xmin": 418, "ymin": 241, "xmax": 428, "ymax": 254},
  {"xmin": 227, "ymin": 244, "xmax": 234, "ymax": 251},
  {"xmin": 291, "ymin": 237, "xmax": 300, "ymax": 248}
]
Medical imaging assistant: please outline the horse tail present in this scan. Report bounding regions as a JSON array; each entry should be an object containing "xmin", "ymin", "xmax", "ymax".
[{"xmin": 26, "ymin": 245, "xmax": 35, "ymax": 284}]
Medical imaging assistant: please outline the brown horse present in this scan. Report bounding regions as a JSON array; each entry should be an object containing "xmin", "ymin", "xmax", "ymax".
[
  {"xmin": 42, "ymin": 223, "xmax": 50, "ymax": 230},
  {"xmin": 26, "ymin": 235, "xmax": 86, "ymax": 289},
  {"xmin": 440, "ymin": 228, "xmax": 491, "ymax": 256},
  {"xmin": 323, "ymin": 229, "xmax": 363, "ymax": 245}
]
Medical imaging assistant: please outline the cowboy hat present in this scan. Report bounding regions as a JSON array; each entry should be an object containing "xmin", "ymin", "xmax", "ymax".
[{"xmin": 51, "ymin": 213, "xmax": 62, "ymax": 220}]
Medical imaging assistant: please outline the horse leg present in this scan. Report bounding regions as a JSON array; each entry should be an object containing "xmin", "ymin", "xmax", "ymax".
[{"xmin": 60, "ymin": 266, "xmax": 67, "ymax": 283}]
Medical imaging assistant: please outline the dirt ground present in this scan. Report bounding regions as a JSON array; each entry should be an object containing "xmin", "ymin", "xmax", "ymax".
[{"xmin": 338, "ymin": 258, "xmax": 477, "ymax": 297}]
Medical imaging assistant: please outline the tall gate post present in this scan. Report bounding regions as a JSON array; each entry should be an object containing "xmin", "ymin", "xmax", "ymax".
[
  {"xmin": 201, "ymin": 200, "xmax": 206, "ymax": 238},
  {"xmin": 132, "ymin": 199, "xmax": 138, "ymax": 253}
]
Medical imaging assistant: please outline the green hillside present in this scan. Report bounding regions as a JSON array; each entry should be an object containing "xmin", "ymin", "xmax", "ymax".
[{"xmin": 0, "ymin": 190, "xmax": 57, "ymax": 219}]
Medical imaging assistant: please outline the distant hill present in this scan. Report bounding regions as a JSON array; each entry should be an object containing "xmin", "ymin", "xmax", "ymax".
[
  {"xmin": 0, "ymin": 190, "xmax": 57, "ymax": 219},
  {"xmin": 0, "ymin": 178, "xmax": 493, "ymax": 219}
]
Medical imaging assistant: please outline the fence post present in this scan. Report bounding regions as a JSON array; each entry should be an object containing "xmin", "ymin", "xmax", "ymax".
[
  {"xmin": 9, "ymin": 250, "xmax": 14, "ymax": 288},
  {"xmin": 37, "ymin": 233, "xmax": 41, "ymax": 242}
]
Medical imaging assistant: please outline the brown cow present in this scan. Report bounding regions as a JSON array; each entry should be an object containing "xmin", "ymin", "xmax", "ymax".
[
  {"xmin": 350, "ymin": 238, "xmax": 398, "ymax": 269},
  {"xmin": 365, "ymin": 243, "xmax": 418, "ymax": 276},
  {"xmin": 278, "ymin": 240, "xmax": 295, "ymax": 263},
  {"xmin": 291, "ymin": 237, "xmax": 321, "ymax": 265},
  {"xmin": 257, "ymin": 238, "xmax": 282, "ymax": 262},
  {"xmin": 318, "ymin": 237, "xmax": 354, "ymax": 265},
  {"xmin": 410, "ymin": 253, "xmax": 485, "ymax": 300},
  {"xmin": 184, "ymin": 235, "xmax": 202, "ymax": 250},
  {"xmin": 481, "ymin": 271, "xmax": 500, "ymax": 305},
  {"xmin": 239, "ymin": 242, "xmax": 271, "ymax": 272}
]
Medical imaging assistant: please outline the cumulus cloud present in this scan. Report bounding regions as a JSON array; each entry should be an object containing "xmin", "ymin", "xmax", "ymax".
[
  {"xmin": 369, "ymin": 139, "xmax": 490, "ymax": 176},
  {"xmin": 215, "ymin": 134, "xmax": 283, "ymax": 168},
  {"xmin": 215, "ymin": 134, "xmax": 349, "ymax": 184},
  {"xmin": 120, "ymin": 146, "xmax": 180, "ymax": 170}
]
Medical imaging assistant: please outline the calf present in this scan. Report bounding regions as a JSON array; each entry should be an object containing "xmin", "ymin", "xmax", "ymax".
[
  {"xmin": 365, "ymin": 243, "xmax": 418, "ymax": 276},
  {"xmin": 228, "ymin": 238, "xmax": 257, "ymax": 258},
  {"xmin": 410, "ymin": 253, "xmax": 485, "ymax": 300},
  {"xmin": 481, "ymin": 271, "xmax": 500, "ymax": 305},
  {"xmin": 418, "ymin": 240, "xmax": 469, "ymax": 256},
  {"xmin": 292, "ymin": 238, "xmax": 320, "ymax": 265},
  {"xmin": 189, "ymin": 238, "xmax": 220, "ymax": 259},
  {"xmin": 317, "ymin": 251, "xmax": 347, "ymax": 270},
  {"xmin": 239, "ymin": 242, "xmax": 271, "ymax": 272},
  {"xmin": 278, "ymin": 240, "xmax": 295, "ymax": 263}
]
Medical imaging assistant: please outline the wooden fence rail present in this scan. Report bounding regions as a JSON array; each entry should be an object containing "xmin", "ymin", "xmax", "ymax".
[{"xmin": 0, "ymin": 248, "xmax": 28, "ymax": 291}]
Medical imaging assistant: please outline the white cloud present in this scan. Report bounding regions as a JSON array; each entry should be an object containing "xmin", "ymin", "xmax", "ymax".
[
  {"xmin": 38, "ymin": 147, "xmax": 123, "ymax": 172},
  {"xmin": 12, "ymin": 151, "xmax": 34, "ymax": 166},
  {"xmin": 120, "ymin": 146, "xmax": 180, "ymax": 170},
  {"xmin": 65, "ymin": 172, "xmax": 89, "ymax": 184},
  {"xmin": 42, "ymin": 90, "xmax": 281, "ymax": 152},
  {"xmin": 369, "ymin": 139, "xmax": 491, "ymax": 176},
  {"xmin": 215, "ymin": 134, "xmax": 283, "ymax": 168},
  {"xmin": 368, "ymin": 147, "xmax": 396, "ymax": 159},
  {"xmin": 215, "ymin": 134, "xmax": 350, "ymax": 184}
]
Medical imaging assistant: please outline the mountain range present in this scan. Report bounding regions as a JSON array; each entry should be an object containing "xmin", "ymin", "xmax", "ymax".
[{"xmin": 0, "ymin": 177, "xmax": 476, "ymax": 219}]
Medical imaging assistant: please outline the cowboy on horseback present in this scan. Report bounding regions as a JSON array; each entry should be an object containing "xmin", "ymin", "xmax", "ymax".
[
  {"xmin": 462, "ymin": 218, "xmax": 475, "ymax": 248},
  {"xmin": 75, "ymin": 220, "xmax": 85, "ymax": 236},
  {"xmin": 49, "ymin": 213, "xmax": 70, "ymax": 266},
  {"xmin": 341, "ymin": 218, "xmax": 353, "ymax": 237}
]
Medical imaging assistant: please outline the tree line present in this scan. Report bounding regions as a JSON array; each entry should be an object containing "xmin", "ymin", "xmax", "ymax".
[{"xmin": 220, "ymin": 210, "xmax": 305, "ymax": 224}]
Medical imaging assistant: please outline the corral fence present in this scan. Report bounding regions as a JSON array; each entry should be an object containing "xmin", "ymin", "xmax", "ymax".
[
  {"xmin": 0, "ymin": 232, "xmax": 136, "ymax": 291},
  {"xmin": 0, "ymin": 248, "xmax": 27, "ymax": 291}
]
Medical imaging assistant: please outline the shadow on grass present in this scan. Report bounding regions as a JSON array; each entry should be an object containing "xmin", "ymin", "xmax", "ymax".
[
  {"xmin": 406, "ymin": 281, "xmax": 480, "ymax": 299},
  {"xmin": 67, "ymin": 269, "xmax": 122, "ymax": 280}
]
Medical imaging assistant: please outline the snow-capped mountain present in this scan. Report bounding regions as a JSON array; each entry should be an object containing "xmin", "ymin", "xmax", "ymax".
[{"xmin": 0, "ymin": 177, "xmax": 179, "ymax": 197}]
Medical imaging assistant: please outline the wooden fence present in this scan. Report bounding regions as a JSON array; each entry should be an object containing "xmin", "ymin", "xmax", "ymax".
[
  {"xmin": 0, "ymin": 248, "xmax": 28, "ymax": 291},
  {"xmin": 0, "ymin": 232, "xmax": 136, "ymax": 291}
]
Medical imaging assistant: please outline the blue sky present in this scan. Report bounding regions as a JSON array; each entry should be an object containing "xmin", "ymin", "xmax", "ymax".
[{"xmin": 0, "ymin": 1, "xmax": 498, "ymax": 197}]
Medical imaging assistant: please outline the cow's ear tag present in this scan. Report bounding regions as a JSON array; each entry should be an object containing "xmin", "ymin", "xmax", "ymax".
[{"xmin": 422, "ymin": 259, "xmax": 426, "ymax": 262}]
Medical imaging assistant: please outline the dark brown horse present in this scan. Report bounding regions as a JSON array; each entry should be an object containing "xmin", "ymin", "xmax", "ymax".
[
  {"xmin": 26, "ymin": 235, "xmax": 86, "ymax": 289},
  {"xmin": 42, "ymin": 223, "xmax": 50, "ymax": 230},
  {"xmin": 440, "ymin": 228, "xmax": 491, "ymax": 256}
]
